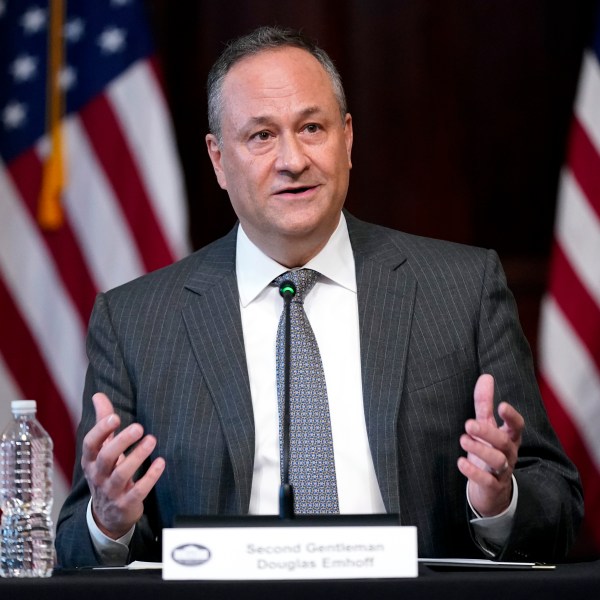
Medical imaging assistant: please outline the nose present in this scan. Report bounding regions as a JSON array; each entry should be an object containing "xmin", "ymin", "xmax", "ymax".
[{"xmin": 275, "ymin": 133, "xmax": 309, "ymax": 175}]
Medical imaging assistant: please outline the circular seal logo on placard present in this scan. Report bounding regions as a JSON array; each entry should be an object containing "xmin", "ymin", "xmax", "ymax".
[{"xmin": 171, "ymin": 544, "xmax": 212, "ymax": 566}]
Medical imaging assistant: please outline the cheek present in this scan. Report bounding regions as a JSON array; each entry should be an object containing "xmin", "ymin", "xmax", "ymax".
[
  {"xmin": 221, "ymin": 154, "xmax": 278, "ymax": 215},
  {"xmin": 240, "ymin": 161, "xmax": 271, "ymax": 196},
  {"xmin": 326, "ymin": 153, "xmax": 351, "ymax": 190},
  {"xmin": 226, "ymin": 170, "xmax": 263, "ymax": 217}
]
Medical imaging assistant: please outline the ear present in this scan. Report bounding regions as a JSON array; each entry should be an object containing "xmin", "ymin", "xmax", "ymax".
[
  {"xmin": 344, "ymin": 113, "xmax": 353, "ymax": 169},
  {"xmin": 205, "ymin": 133, "xmax": 228, "ymax": 190}
]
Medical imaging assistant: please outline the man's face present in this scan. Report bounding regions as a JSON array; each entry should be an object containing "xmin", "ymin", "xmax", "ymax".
[{"xmin": 206, "ymin": 47, "xmax": 353, "ymax": 265}]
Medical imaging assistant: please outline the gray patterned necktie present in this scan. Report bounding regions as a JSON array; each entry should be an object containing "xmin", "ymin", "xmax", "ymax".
[{"xmin": 274, "ymin": 268, "xmax": 339, "ymax": 514}]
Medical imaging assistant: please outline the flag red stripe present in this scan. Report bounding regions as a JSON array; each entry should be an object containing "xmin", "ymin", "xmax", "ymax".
[
  {"xmin": 548, "ymin": 242, "xmax": 600, "ymax": 369},
  {"xmin": 539, "ymin": 375, "xmax": 600, "ymax": 546},
  {"xmin": 78, "ymin": 94, "xmax": 175, "ymax": 272},
  {"xmin": 0, "ymin": 276, "xmax": 76, "ymax": 482},
  {"xmin": 568, "ymin": 118, "xmax": 600, "ymax": 219},
  {"xmin": 7, "ymin": 150, "xmax": 98, "ymax": 326}
]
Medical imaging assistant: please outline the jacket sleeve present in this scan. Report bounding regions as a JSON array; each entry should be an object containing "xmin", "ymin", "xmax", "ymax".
[
  {"xmin": 476, "ymin": 249, "xmax": 583, "ymax": 561},
  {"xmin": 55, "ymin": 293, "xmax": 160, "ymax": 568}
]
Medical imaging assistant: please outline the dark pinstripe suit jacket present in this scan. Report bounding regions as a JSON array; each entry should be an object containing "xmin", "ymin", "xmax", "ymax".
[{"xmin": 56, "ymin": 213, "xmax": 583, "ymax": 567}]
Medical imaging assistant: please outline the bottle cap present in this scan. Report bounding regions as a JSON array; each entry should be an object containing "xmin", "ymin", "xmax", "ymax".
[{"xmin": 11, "ymin": 400, "xmax": 37, "ymax": 415}]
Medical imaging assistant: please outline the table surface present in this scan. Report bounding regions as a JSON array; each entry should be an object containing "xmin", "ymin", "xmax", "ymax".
[{"xmin": 1, "ymin": 560, "xmax": 599, "ymax": 600}]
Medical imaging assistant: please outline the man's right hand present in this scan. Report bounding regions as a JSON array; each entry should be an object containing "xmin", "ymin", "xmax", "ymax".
[{"xmin": 81, "ymin": 392, "xmax": 166, "ymax": 540}]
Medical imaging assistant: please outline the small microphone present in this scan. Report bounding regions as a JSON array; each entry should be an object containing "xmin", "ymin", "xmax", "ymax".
[
  {"xmin": 278, "ymin": 279, "xmax": 296, "ymax": 520},
  {"xmin": 279, "ymin": 281, "xmax": 296, "ymax": 299}
]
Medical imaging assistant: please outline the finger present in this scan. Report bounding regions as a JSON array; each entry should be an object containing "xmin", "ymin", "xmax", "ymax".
[
  {"xmin": 473, "ymin": 374, "xmax": 496, "ymax": 425},
  {"xmin": 124, "ymin": 457, "xmax": 166, "ymax": 504},
  {"xmin": 105, "ymin": 434, "xmax": 158, "ymax": 493},
  {"xmin": 460, "ymin": 433, "xmax": 511, "ymax": 477},
  {"xmin": 94, "ymin": 423, "xmax": 144, "ymax": 478},
  {"xmin": 457, "ymin": 456, "xmax": 502, "ymax": 488},
  {"xmin": 498, "ymin": 402, "xmax": 525, "ymax": 443},
  {"xmin": 81, "ymin": 413, "xmax": 121, "ymax": 464},
  {"xmin": 465, "ymin": 419, "xmax": 514, "ymax": 455},
  {"xmin": 92, "ymin": 392, "xmax": 116, "ymax": 423}
]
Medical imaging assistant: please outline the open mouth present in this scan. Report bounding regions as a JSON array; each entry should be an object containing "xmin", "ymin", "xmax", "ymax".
[{"xmin": 276, "ymin": 185, "xmax": 316, "ymax": 195}]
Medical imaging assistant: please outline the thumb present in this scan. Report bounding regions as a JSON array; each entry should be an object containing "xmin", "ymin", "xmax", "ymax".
[
  {"xmin": 92, "ymin": 392, "xmax": 116, "ymax": 424},
  {"xmin": 473, "ymin": 374, "xmax": 495, "ymax": 424}
]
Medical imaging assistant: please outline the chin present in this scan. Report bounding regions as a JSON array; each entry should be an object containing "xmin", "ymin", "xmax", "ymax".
[
  {"xmin": 282, "ymin": 204, "xmax": 338, "ymax": 230},
  {"xmin": 278, "ymin": 215, "xmax": 326, "ymax": 238}
]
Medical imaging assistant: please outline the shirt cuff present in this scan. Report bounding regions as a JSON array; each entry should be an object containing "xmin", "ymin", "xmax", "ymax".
[
  {"xmin": 86, "ymin": 498, "xmax": 134, "ymax": 566},
  {"xmin": 467, "ymin": 474, "xmax": 518, "ymax": 557}
]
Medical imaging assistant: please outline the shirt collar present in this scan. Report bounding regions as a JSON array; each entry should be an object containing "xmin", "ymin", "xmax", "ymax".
[{"xmin": 236, "ymin": 213, "xmax": 357, "ymax": 307}]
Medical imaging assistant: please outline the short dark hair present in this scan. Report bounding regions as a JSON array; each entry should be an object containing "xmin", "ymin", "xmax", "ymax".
[{"xmin": 207, "ymin": 25, "xmax": 347, "ymax": 143}]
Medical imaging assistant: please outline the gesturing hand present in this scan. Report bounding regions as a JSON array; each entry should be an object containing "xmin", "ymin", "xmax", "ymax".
[
  {"xmin": 457, "ymin": 374, "xmax": 524, "ymax": 517},
  {"xmin": 81, "ymin": 392, "xmax": 166, "ymax": 539}
]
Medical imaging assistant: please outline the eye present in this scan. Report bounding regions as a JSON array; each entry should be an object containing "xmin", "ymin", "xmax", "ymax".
[
  {"xmin": 251, "ymin": 130, "xmax": 272, "ymax": 142},
  {"xmin": 304, "ymin": 123, "xmax": 321, "ymax": 134}
]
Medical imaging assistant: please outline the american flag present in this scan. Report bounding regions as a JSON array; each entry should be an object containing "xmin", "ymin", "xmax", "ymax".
[
  {"xmin": 0, "ymin": 0, "xmax": 189, "ymax": 525},
  {"xmin": 538, "ymin": 4, "xmax": 600, "ymax": 554}
]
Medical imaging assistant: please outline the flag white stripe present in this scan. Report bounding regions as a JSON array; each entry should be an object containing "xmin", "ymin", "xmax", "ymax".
[
  {"xmin": 0, "ymin": 353, "xmax": 21, "ymax": 432},
  {"xmin": 52, "ymin": 464, "xmax": 70, "ymax": 534},
  {"xmin": 0, "ymin": 161, "xmax": 84, "ymax": 426},
  {"xmin": 108, "ymin": 61, "xmax": 189, "ymax": 260},
  {"xmin": 555, "ymin": 169, "xmax": 600, "ymax": 307},
  {"xmin": 59, "ymin": 116, "xmax": 146, "ymax": 292},
  {"xmin": 539, "ymin": 296, "xmax": 600, "ymax": 473},
  {"xmin": 575, "ymin": 50, "xmax": 600, "ymax": 157}
]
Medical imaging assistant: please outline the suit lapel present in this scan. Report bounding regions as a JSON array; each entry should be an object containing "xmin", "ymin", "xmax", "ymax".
[
  {"xmin": 347, "ymin": 214, "xmax": 417, "ymax": 515},
  {"xmin": 181, "ymin": 227, "xmax": 255, "ymax": 512}
]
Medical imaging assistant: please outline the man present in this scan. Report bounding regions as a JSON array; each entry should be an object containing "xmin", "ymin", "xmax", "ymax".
[{"xmin": 56, "ymin": 26, "xmax": 583, "ymax": 567}]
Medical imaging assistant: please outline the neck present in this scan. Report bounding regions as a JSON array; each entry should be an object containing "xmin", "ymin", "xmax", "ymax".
[
  {"xmin": 241, "ymin": 216, "xmax": 342, "ymax": 269},
  {"xmin": 268, "ymin": 238, "xmax": 328, "ymax": 269}
]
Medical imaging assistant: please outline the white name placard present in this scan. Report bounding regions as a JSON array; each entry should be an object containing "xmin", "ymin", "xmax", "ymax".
[{"xmin": 162, "ymin": 525, "xmax": 417, "ymax": 580}]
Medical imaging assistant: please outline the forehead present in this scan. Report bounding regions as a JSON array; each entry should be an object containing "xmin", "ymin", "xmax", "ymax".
[{"xmin": 220, "ymin": 47, "xmax": 338, "ymax": 120}]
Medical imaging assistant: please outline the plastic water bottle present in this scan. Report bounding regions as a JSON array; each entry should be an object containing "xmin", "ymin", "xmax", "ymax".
[{"xmin": 0, "ymin": 400, "xmax": 54, "ymax": 577}]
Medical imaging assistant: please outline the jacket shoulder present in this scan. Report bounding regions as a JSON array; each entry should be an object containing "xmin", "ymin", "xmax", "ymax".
[
  {"xmin": 346, "ymin": 212, "xmax": 493, "ymax": 277},
  {"xmin": 102, "ymin": 228, "xmax": 237, "ymax": 304}
]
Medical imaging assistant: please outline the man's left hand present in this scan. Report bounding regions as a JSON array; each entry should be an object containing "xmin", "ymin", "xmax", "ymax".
[{"xmin": 457, "ymin": 374, "xmax": 525, "ymax": 517}]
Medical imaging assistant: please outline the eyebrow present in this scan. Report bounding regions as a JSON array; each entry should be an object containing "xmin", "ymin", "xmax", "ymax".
[{"xmin": 243, "ymin": 106, "xmax": 324, "ymax": 129}]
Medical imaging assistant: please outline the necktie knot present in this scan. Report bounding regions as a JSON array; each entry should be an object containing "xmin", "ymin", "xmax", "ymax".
[{"xmin": 273, "ymin": 269, "xmax": 319, "ymax": 303}]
